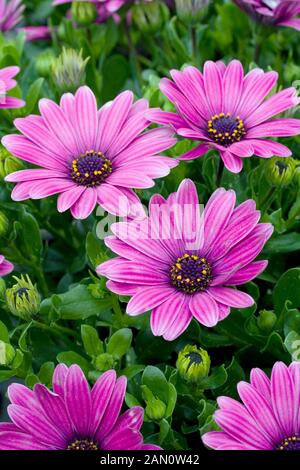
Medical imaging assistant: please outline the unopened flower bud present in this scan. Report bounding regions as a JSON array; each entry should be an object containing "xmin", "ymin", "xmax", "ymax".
[
  {"xmin": 94, "ymin": 353, "xmax": 114, "ymax": 372},
  {"xmin": 0, "ymin": 341, "xmax": 15, "ymax": 366},
  {"xmin": 266, "ymin": 157, "xmax": 296, "ymax": 187},
  {"xmin": 36, "ymin": 49, "xmax": 56, "ymax": 77},
  {"xmin": 257, "ymin": 309, "xmax": 277, "ymax": 332},
  {"xmin": 0, "ymin": 147, "xmax": 24, "ymax": 180},
  {"xmin": 142, "ymin": 385, "xmax": 166, "ymax": 421},
  {"xmin": 52, "ymin": 48, "xmax": 90, "ymax": 93},
  {"xmin": 6, "ymin": 275, "xmax": 41, "ymax": 322},
  {"xmin": 132, "ymin": 1, "xmax": 169, "ymax": 34},
  {"xmin": 176, "ymin": 344, "xmax": 210, "ymax": 383},
  {"xmin": 175, "ymin": 0, "xmax": 209, "ymax": 24},
  {"xmin": 71, "ymin": 1, "xmax": 97, "ymax": 25}
]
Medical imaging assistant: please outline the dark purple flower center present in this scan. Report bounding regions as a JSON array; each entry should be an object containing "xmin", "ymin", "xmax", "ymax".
[
  {"xmin": 67, "ymin": 439, "xmax": 99, "ymax": 451},
  {"xmin": 13, "ymin": 287, "xmax": 29, "ymax": 305},
  {"xmin": 69, "ymin": 150, "xmax": 112, "ymax": 187},
  {"xmin": 170, "ymin": 254, "xmax": 212, "ymax": 294},
  {"xmin": 277, "ymin": 436, "xmax": 300, "ymax": 451},
  {"xmin": 207, "ymin": 113, "xmax": 246, "ymax": 146}
]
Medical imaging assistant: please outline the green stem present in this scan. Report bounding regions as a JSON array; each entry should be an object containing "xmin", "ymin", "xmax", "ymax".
[
  {"xmin": 217, "ymin": 159, "xmax": 224, "ymax": 187},
  {"xmin": 260, "ymin": 186, "xmax": 278, "ymax": 212},
  {"xmin": 111, "ymin": 294, "xmax": 124, "ymax": 327}
]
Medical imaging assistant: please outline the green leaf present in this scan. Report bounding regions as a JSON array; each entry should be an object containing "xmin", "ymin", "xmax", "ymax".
[
  {"xmin": 0, "ymin": 321, "xmax": 9, "ymax": 343},
  {"xmin": 106, "ymin": 328, "xmax": 132, "ymax": 359},
  {"xmin": 25, "ymin": 374, "xmax": 40, "ymax": 388},
  {"xmin": 265, "ymin": 233, "xmax": 300, "ymax": 254},
  {"xmin": 56, "ymin": 284, "xmax": 111, "ymax": 320},
  {"xmin": 165, "ymin": 383, "xmax": 177, "ymax": 418},
  {"xmin": 274, "ymin": 268, "xmax": 300, "ymax": 314},
  {"xmin": 81, "ymin": 325, "xmax": 104, "ymax": 357},
  {"xmin": 142, "ymin": 366, "xmax": 169, "ymax": 404},
  {"xmin": 22, "ymin": 78, "xmax": 44, "ymax": 115},
  {"xmin": 56, "ymin": 351, "xmax": 91, "ymax": 376},
  {"xmin": 102, "ymin": 54, "xmax": 130, "ymax": 101},
  {"xmin": 18, "ymin": 208, "xmax": 42, "ymax": 261},
  {"xmin": 120, "ymin": 364, "xmax": 145, "ymax": 379},
  {"xmin": 38, "ymin": 362, "xmax": 54, "ymax": 386},
  {"xmin": 0, "ymin": 370, "xmax": 17, "ymax": 382},
  {"xmin": 284, "ymin": 331, "xmax": 300, "ymax": 361},
  {"xmin": 125, "ymin": 392, "xmax": 142, "ymax": 408},
  {"xmin": 86, "ymin": 232, "xmax": 106, "ymax": 267},
  {"xmin": 200, "ymin": 365, "xmax": 228, "ymax": 390}
]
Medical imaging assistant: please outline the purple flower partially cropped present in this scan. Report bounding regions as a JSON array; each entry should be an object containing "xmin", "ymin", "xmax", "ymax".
[
  {"xmin": 3, "ymin": 86, "xmax": 177, "ymax": 219},
  {"xmin": 0, "ymin": 364, "xmax": 161, "ymax": 450},
  {"xmin": 0, "ymin": 66, "xmax": 25, "ymax": 109},
  {"xmin": 203, "ymin": 361, "xmax": 300, "ymax": 450},
  {"xmin": 0, "ymin": 254, "xmax": 13, "ymax": 276},
  {"xmin": 97, "ymin": 179, "xmax": 272, "ymax": 341},
  {"xmin": 234, "ymin": 0, "xmax": 300, "ymax": 31},
  {"xmin": 147, "ymin": 60, "xmax": 300, "ymax": 173},
  {"xmin": 20, "ymin": 26, "xmax": 52, "ymax": 41},
  {"xmin": 0, "ymin": 0, "xmax": 24, "ymax": 32}
]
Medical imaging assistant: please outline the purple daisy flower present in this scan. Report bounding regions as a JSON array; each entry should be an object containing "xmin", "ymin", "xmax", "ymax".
[
  {"xmin": 0, "ymin": 254, "xmax": 14, "ymax": 276},
  {"xmin": 202, "ymin": 361, "xmax": 300, "ymax": 450},
  {"xmin": 96, "ymin": 179, "xmax": 273, "ymax": 341},
  {"xmin": 234, "ymin": 1, "xmax": 300, "ymax": 31},
  {"xmin": 146, "ymin": 60, "xmax": 300, "ymax": 173},
  {"xmin": 3, "ymin": 86, "xmax": 177, "ymax": 219},
  {"xmin": 0, "ymin": 66, "xmax": 25, "ymax": 109},
  {"xmin": 0, "ymin": 0, "xmax": 24, "ymax": 32},
  {"xmin": 0, "ymin": 364, "xmax": 161, "ymax": 450}
]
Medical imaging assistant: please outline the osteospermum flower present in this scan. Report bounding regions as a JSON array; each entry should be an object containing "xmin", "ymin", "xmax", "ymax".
[
  {"xmin": 146, "ymin": 60, "xmax": 300, "ymax": 173},
  {"xmin": 234, "ymin": 0, "xmax": 300, "ymax": 31},
  {"xmin": 3, "ymin": 86, "xmax": 177, "ymax": 219},
  {"xmin": 97, "ymin": 179, "xmax": 273, "ymax": 340},
  {"xmin": 202, "ymin": 361, "xmax": 300, "ymax": 450},
  {"xmin": 0, "ymin": 66, "xmax": 25, "ymax": 109},
  {"xmin": 0, "ymin": 364, "xmax": 161, "ymax": 450},
  {"xmin": 0, "ymin": 0, "xmax": 24, "ymax": 32},
  {"xmin": 0, "ymin": 254, "xmax": 13, "ymax": 276}
]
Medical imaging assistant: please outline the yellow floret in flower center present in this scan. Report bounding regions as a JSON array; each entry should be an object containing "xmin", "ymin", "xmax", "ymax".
[
  {"xmin": 170, "ymin": 254, "xmax": 212, "ymax": 294},
  {"xmin": 70, "ymin": 150, "xmax": 112, "ymax": 187},
  {"xmin": 207, "ymin": 112, "xmax": 246, "ymax": 146}
]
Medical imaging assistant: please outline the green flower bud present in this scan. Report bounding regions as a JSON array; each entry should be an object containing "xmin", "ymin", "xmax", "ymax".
[
  {"xmin": 0, "ymin": 340, "xmax": 15, "ymax": 366},
  {"xmin": 257, "ymin": 309, "xmax": 277, "ymax": 332},
  {"xmin": 94, "ymin": 353, "xmax": 114, "ymax": 372},
  {"xmin": 266, "ymin": 157, "xmax": 296, "ymax": 187},
  {"xmin": 142, "ymin": 385, "xmax": 166, "ymax": 421},
  {"xmin": 36, "ymin": 49, "xmax": 56, "ymax": 78},
  {"xmin": 52, "ymin": 48, "xmax": 90, "ymax": 94},
  {"xmin": 0, "ymin": 147, "xmax": 24, "ymax": 180},
  {"xmin": 176, "ymin": 344, "xmax": 210, "ymax": 383},
  {"xmin": 132, "ymin": 1, "xmax": 170, "ymax": 34},
  {"xmin": 175, "ymin": 0, "xmax": 209, "ymax": 24},
  {"xmin": 71, "ymin": 1, "xmax": 97, "ymax": 25},
  {"xmin": 0, "ymin": 211, "xmax": 9, "ymax": 237},
  {"xmin": 6, "ymin": 275, "xmax": 41, "ymax": 322}
]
